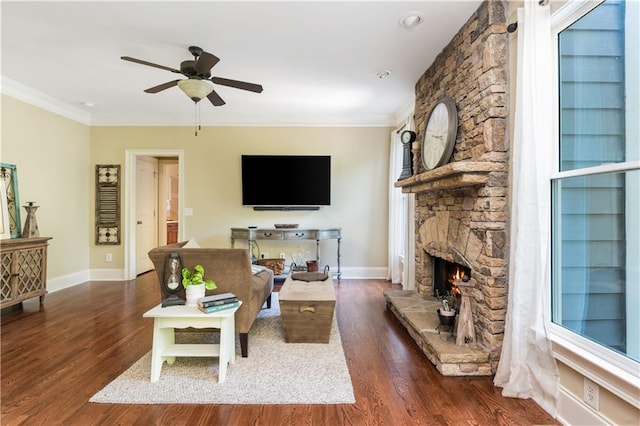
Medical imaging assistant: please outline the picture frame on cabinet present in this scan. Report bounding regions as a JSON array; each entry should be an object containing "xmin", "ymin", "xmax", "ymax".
[{"xmin": 0, "ymin": 163, "xmax": 21, "ymax": 238}]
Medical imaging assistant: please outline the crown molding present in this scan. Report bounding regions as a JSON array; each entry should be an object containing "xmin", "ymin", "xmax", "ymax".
[
  {"xmin": 1, "ymin": 76, "xmax": 91, "ymax": 125},
  {"xmin": 1, "ymin": 76, "xmax": 406, "ymax": 128},
  {"xmin": 89, "ymin": 114, "xmax": 397, "ymax": 128}
]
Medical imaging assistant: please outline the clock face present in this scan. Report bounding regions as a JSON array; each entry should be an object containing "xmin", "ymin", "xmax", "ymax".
[
  {"xmin": 421, "ymin": 97, "xmax": 457, "ymax": 171},
  {"xmin": 401, "ymin": 130, "xmax": 416, "ymax": 144}
]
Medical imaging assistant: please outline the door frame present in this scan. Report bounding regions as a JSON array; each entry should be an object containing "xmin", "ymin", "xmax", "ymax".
[{"xmin": 125, "ymin": 149, "xmax": 185, "ymax": 280}]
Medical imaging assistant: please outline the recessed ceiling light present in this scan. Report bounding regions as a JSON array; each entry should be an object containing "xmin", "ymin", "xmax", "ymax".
[
  {"xmin": 83, "ymin": 102, "xmax": 95, "ymax": 107},
  {"xmin": 376, "ymin": 69, "xmax": 392, "ymax": 79},
  {"xmin": 400, "ymin": 11, "xmax": 424, "ymax": 30}
]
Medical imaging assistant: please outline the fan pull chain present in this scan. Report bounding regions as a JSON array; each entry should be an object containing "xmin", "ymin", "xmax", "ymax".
[
  {"xmin": 193, "ymin": 102, "xmax": 204, "ymax": 136},
  {"xmin": 194, "ymin": 103, "xmax": 199, "ymax": 136}
]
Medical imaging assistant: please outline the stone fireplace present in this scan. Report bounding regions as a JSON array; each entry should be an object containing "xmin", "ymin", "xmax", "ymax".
[
  {"xmin": 414, "ymin": 184, "xmax": 508, "ymax": 367},
  {"xmin": 385, "ymin": 0, "xmax": 508, "ymax": 376}
]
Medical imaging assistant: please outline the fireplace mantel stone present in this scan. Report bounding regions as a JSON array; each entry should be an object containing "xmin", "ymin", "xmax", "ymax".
[{"xmin": 394, "ymin": 161, "xmax": 504, "ymax": 194}]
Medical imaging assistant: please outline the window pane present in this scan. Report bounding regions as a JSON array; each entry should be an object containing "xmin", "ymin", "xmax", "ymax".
[
  {"xmin": 552, "ymin": 170, "xmax": 639, "ymax": 363},
  {"xmin": 558, "ymin": 0, "xmax": 638, "ymax": 171}
]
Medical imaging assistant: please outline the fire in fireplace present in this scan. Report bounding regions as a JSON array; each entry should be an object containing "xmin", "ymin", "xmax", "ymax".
[{"xmin": 433, "ymin": 258, "xmax": 471, "ymax": 298}]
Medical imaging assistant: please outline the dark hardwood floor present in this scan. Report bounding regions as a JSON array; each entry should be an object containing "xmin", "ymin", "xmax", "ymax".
[{"xmin": 1, "ymin": 273, "xmax": 558, "ymax": 425}]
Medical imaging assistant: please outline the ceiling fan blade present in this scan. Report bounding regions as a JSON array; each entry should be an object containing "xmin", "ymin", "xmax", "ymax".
[
  {"xmin": 195, "ymin": 51, "xmax": 220, "ymax": 75},
  {"xmin": 121, "ymin": 56, "xmax": 182, "ymax": 74},
  {"xmin": 207, "ymin": 89, "xmax": 226, "ymax": 106},
  {"xmin": 144, "ymin": 80, "xmax": 180, "ymax": 93},
  {"xmin": 211, "ymin": 77, "xmax": 263, "ymax": 93}
]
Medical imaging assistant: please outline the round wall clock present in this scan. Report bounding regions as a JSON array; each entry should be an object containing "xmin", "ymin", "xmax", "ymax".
[{"xmin": 421, "ymin": 97, "xmax": 458, "ymax": 171}]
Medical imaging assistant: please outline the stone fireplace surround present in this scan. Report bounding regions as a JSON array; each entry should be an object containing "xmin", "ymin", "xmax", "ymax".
[
  {"xmin": 385, "ymin": 0, "xmax": 509, "ymax": 376},
  {"xmin": 386, "ymin": 164, "xmax": 505, "ymax": 376}
]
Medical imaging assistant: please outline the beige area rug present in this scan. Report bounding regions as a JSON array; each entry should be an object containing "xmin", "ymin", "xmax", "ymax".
[{"xmin": 90, "ymin": 293, "xmax": 355, "ymax": 404}]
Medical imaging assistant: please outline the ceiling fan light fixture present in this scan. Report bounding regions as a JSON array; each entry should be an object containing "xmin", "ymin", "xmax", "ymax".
[{"xmin": 177, "ymin": 79, "xmax": 213, "ymax": 103}]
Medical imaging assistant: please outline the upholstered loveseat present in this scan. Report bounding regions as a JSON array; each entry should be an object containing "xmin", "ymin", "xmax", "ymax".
[{"xmin": 148, "ymin": 241, "xmax": 274, "ymax": 357}]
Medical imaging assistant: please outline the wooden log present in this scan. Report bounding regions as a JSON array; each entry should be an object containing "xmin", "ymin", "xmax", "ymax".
[{"xmin": 456, "ymin": 279, "xmax": 477, "ymax": 347}]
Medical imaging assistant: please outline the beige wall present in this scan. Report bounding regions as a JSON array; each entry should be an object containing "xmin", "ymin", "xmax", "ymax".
[
  {"xmin": 1, "ymin": 95, "xmax": 91, "ymax": 281},
  {"xmin": 2, "ymin": 96, "xmax": 391, "ymax": 281},
  {"xmin": 89, "ymin": 125, "xmax": 393, "ymax": 275},
  {"xmin": 2, "ymin": 94, "xmax": 391, "ymax": 283},
  {"xmin": 557, "ymin": 361, "xmax": 639, "ymax": 426}
]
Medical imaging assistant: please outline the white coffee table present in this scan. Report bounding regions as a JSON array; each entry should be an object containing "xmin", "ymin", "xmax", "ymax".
[{"xmin": 143, "ymin": 302, "xmax": 241, "ymax": 383}]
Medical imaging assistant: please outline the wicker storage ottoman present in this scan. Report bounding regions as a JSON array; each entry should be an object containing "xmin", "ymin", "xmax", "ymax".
[{"xmin": 278, "ymin": 274, "xmax": 336, "ymax": 343}]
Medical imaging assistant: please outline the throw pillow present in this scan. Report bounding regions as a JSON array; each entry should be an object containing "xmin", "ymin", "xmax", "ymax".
[{"xmin": 183, "ymin": 238, "xmax": 200, "ymax": 248}]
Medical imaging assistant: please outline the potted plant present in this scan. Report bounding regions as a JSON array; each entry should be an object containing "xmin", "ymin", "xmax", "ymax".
[
  {"xmin": 182, "ymin": 264, "xmax": 217, "ymax": 306},
  {"xmin": 435, "ymin": 290, "xmax": 457, "ymax": 329}
]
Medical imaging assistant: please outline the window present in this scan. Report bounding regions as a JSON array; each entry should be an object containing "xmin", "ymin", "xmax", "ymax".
[{"xmin": 551, "ymin": 0, "xmax": 639, "ymax": 376}]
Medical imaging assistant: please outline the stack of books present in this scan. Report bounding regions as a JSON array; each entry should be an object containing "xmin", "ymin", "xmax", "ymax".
[{"xmin": 197, "ymin": 292, "xmax": 239, "ymax": 314}]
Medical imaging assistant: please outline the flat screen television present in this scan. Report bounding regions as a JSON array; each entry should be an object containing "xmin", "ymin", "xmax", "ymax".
[{"xmin": 241, "ymin": 155, "xmax": 331, "ymax": 209}]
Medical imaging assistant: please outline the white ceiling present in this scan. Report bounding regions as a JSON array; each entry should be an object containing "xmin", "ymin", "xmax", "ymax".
[{"xmin": 1, "ymin": 1, "xmax": 483, "ymax": 127}]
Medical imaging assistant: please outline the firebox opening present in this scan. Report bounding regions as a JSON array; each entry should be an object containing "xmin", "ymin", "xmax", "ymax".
[{"xmin": 433, "ymin": 258, "xmax": 471, "ymax": 298}]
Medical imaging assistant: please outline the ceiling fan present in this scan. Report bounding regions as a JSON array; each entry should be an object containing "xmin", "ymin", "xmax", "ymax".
[{"xmin": 121, "ymin": 45, "xmax": 263, "ymax": 107}]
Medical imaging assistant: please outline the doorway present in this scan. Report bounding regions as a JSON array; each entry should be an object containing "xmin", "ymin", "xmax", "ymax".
[
  {"xmin": 125, "ymin": 149, "xmax": 185, "ymax": 280},
  {"xmin": 136, "ymin": 156, "xmax": 158, "ymax": 275},
  {"xmin": 158, "ymin": 159, "xmax": 179, "ymax": 246}
]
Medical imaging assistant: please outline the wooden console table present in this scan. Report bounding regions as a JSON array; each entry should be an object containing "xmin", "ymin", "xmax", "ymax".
[
  {"xmin": 230, "ymin": 227, "xmax": 341, "ymax": 279},
  {"xmin": 0, "ymin": 237, "xmax": 52, "ymax": 308}
]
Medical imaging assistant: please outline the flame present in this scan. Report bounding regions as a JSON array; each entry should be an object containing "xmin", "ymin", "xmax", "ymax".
[{"xmin": 448, "ymin": 267, "xmax": 465, "ymax": 295}]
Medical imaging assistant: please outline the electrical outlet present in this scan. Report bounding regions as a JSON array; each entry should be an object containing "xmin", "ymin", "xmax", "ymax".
[
  {"xmin": 105, "ymin": 253, "xmax": 112, "ymax": 263},
  {"xmin": 583, "ymin": 378, "xmax": 600, "ymax": 410},
  {"xmin": 279, "ymin": 252, "xmax": 286, "ymax": 259},
  {"xmin": 261, "ymin": 252, "xmax": 268, "ymax": 259}
]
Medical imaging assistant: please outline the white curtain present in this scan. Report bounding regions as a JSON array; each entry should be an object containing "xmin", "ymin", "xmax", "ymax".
[
  {"xmin": 387, "ymin": 116, "xmax": 414, "ymax": 283},
  {"xmin": 387, "ymin": 127, "xmax": 404, "ymax": 283},
  {"xmin": 493, "ymin": 1, "xmax": 559, "ymax": 416}
]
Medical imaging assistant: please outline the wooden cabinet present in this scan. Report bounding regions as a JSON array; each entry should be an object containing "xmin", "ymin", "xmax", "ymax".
[
  {"xmin": 0, "ymin": 237, "xmax": 51, "ymax": 308},
  {"xmin": 166, "ymin": 222, "xmax": 178, "ymax": 244}
]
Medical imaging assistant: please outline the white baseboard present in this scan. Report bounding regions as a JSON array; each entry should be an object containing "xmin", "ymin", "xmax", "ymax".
[
  {"xmin": 47, "ymin": 269, "xmax": 126, "ymax": 293},
  {"xmin": 46, "ymin": 266, "xmax": 387, "ymax": 293},
  {"xmin": 89, "ymin": 268, "xmax": 127, "ymax": 281},
  {"xmin": 338, "ymin": 267, "xmax": 388, "ymax": 279},
  {"xmin": 557, "ymin": 386, "xmax": 613, "ymax": 426},
  {"xmin": 47, "ymin": 270, "xmax": 91, "ymax": 293}
]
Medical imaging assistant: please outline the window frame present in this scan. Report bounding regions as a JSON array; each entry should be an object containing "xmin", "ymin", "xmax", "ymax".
[{"xmin": 548, "ymin": 0, "xmax": 640, "ymax": 408}]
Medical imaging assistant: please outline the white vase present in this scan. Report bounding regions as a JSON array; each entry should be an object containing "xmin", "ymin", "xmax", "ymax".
[{"xmin": 185, "ymin": 284, "xmax": 205, "ymax": 307}]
